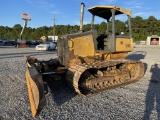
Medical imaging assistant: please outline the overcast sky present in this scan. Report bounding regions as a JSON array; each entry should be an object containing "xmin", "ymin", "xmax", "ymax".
[{"xmin": 0, "ymin": 0, "xmax": 159, "ymax": 28}]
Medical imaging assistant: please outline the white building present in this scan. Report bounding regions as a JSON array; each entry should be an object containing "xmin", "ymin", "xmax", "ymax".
[
  {"xmin": 48, "ymin": 36, "xmax": 58, "ymax": 42},
  {"xmin": 146, "ymin": 35, "xmax": 160, "ymax": 45}
]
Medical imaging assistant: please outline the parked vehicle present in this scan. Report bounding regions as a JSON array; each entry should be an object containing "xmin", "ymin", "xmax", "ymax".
[
  {"xmin": 8, "ymin": 40, "xmax": 17, "ymax": 46},
  {"xmin": 0, "ymin": 40, "xmax": 10, "ymax": 46},
  {"xmin": 35, "ymin": 42, "xmax": 56, "ymax": 51},
  {"xmin": 26, "ymin": 40, "xmax": 32, "ymax": 46},
  {"xmin": 0, "ymin": 40, "xmax": 5, "ymax": 46},
  {"xmin": 31, "ymin": 41, "xmax": 39, "ymax": 45}
]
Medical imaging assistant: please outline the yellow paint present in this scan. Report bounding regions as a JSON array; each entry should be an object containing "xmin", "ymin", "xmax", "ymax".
[
  {"xmin": 71, "ymin": 35, "xmax": 95, "ymax": 57},
  {"xmin": 88, "ymin": 6, "xmax": 131, "ymax": 16},
  {"xmin": 116, "ymin": 38, "xmax": 133, "ymax": 52},
  {"xmin": 110, "ymin": 52, "xmax": 127, "ymax": 59},
  {"xmin": 68, "ymin": 40, "xmax": 73, "ymax": 51},
  {"xmin": 102, "ymin": 52, "xmax": 127, "ymax": 60},
  {"xmin": 26, "ymin": 70, "xmax": 38, "ymax": 117}
]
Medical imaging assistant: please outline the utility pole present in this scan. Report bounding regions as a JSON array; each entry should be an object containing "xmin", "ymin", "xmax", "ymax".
[{"xmin": 52, "ymin": 16, "xmax": 56, "ymax": 42}]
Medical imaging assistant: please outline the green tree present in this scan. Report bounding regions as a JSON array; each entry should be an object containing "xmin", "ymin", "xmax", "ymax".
[
  {"xmin": 1, "ymin": 15, "xmax": 160, "ymax": 42},
  {"xmin": 98, "ymin": 22, "xmax": 107, "ymax": 34}
]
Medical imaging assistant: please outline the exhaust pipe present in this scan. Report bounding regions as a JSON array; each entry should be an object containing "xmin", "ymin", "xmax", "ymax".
[{"xmin": 80, "ymin": 2, "xmax": 85, "ymax": 32}]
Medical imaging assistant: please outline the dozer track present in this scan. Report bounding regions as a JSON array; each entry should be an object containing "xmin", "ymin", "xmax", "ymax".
[{"xmin": 66, "ymin": 59, "xmax": 144, "ymax": 95}]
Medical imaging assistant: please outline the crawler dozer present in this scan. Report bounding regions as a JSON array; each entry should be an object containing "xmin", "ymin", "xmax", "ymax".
[{"xmin": 25, "ymin": 3, "xmax": 144, "ymax": 117}]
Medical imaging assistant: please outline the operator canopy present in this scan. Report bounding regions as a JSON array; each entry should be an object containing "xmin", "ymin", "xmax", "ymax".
[{"xmin": 88, "ymin": 6, "xmax": 132, "ymax": 20}]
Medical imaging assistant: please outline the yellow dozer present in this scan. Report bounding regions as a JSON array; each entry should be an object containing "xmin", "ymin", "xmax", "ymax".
[{"xmin": 25, "ymin": 3, "xmax": 144, "ymax": 117}]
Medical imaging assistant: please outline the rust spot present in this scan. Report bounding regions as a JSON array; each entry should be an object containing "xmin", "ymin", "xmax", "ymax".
[
  {"xmin": 69, "ymin": 49, "xmax": 74, "ymax": 59},
  {"xmin": 120, "ymin": 41, "xmax": 123, "ymax": 44}
]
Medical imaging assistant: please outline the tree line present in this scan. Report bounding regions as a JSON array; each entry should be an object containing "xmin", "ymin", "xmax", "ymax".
[{"xmin": 0, "ymin": 16, "xmax": 159, "ymax": 41}]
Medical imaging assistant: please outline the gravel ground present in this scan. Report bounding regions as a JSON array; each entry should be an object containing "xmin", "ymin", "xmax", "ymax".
[{"xmin": 0, "ymin": 45, "xmax": 160, "ymax": 120}]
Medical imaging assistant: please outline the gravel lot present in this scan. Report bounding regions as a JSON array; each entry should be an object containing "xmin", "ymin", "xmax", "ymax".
[{"xmin": 0, "ymin": 45, "xmax": 160, "ymax": 120}]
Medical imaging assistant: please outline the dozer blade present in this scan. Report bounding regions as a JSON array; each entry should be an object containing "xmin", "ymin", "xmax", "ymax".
[{"xmin": 25, "ymin": 60, "xmax": 46, "ymax": 117}]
